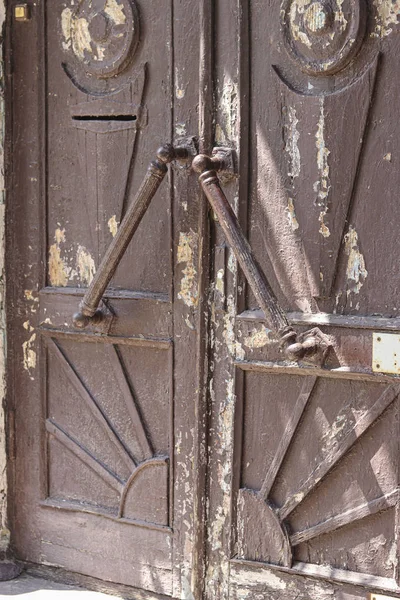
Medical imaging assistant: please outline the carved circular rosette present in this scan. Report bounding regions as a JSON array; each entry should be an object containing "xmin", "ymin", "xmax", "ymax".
[
  {"xmin": 281, "ymin": 0, "xmax": 366, "ymax": 76},
  {"xmin": 61, "ymin": 0, "xmax": 140, "ymax": 93}
]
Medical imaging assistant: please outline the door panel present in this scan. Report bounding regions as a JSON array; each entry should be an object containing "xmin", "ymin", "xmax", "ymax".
[
  {"xmin": 7, "ymin": 0, "xmax": 206, "ymax": 596},
  {"xmin": 206, "ymin": 1, "xmax": 400, "ymax": 600}
]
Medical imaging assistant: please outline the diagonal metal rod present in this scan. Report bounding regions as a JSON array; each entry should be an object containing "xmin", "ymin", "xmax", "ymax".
[
  {"xmin": 197, "ymin": 169, "xmax": 290, "ymax": 333},
  {"xmin": 73, "ymin": 144, "xmax": 190, "ymax": 328}
]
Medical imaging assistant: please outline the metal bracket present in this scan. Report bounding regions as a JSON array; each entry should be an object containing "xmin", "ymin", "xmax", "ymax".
[
  {"xmin": 212, "ymin": 147, "xmax": 237, "ymax": 184},
  {"xmin": 292, "ymin": 327, "xmax": 332, "ymax": 366},
  {"xmin": 174, "ymin": 136, "xmax": 199, "ymax": 169}
]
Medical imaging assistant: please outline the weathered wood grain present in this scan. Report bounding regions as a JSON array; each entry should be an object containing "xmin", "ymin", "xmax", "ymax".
[{"xmin": 261, "ymin": 376, "xmax": 318, "ymax": 499}]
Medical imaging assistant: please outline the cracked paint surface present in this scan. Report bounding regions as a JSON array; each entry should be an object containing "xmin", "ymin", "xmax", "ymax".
[
  {"xmin": 315, "ymin": 98, "xmax": 331, "ymax": 238},
  {"xmin": 177, "ymin": 231, "xmax": 198, "ymax": 308},
  {"xmin": 284, "ymin": 106, "xmax": 301, "ymax": 179}
]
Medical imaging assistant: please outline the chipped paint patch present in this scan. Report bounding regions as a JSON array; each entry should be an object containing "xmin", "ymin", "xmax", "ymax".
[
  {"xmin": 49, "ymin": 242, "xmax": 69, "ymax": 287},
  {"xmin": 61, "ymin": 7, "xmax": 73, "ymax": 50},
  {"xmin": 284, "ymin": 106, "xmax": 301, "ymax": 179},
  {"xmin": 175, "ymin": 122, "xmax": 187, "ymax": 137},
  {"xmin": 72, "ymin": 18, "xmax": 92, "ymax": 59},
  {"xmin": 222, "ymin": 296, "xmax": 245, "ymax": 360},
  {"xmin": 244, "ymin": 326, "xmax": 273, "ymax": 349},
  {"xmin": 76, "ymin": 246, "xmax": 96, "ymax": 286},
  {"xmin": 314, "ymin": 97, "xmax": 332, "ymax": 238},
  {"xmin": 22, "ymin": 332, "xmax": 36, "ymax": 374},
  {"xmin": 54, "ymin": 227, "xmax": 66, "ymax": 244},
  {"xmin": 230, "ymin": 567, "xmax": 287, "ymax": 590},
  {"xmin": 104, "ymin": 0, "xmax": 126, "ymax": 25},
  {"xmin": 175, "ymin": 68, "xmax": 185, "ymax": 99},
  {"xmin": 227, "ymin": 250, "xmax": 237, "ymax": 275},
  {"xmin": 215, "ymin": 78, "xmax": 238, "ymax": 145},
  {"xmin": 319, "ymin": 209, "xmax": 330, "ymax": 237},
  {"xmin": 315, "ymin": 97, "xmax": 331, "ymax": 204},
  {"xmin": 215, "ymin": 268, "xmax": 224, "ymax": 296},
  {"xmin": 372, "ymin": 0, "xmax": 400, "ymax": 36},
  {"xmin": 289, "ymin": 0, "xmax": 313, "ymax": 48},
  {"xmin": 177, "ymin": 231, "xmax": 198, "ymax": 308},
  {"xmin": 108, "ymin": 215, "xmax": 119, "ymax": 237},
  {"xmin": 286, "ymin": 198, "xmax": 300, "ymax": 231},
  {"xmin": 344, "ymin": 226, "xmax": 367, "ymax": 294}
]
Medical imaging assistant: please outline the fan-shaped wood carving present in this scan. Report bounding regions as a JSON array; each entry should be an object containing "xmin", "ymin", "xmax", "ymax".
[
  {"xmin": 46, "ymin": 338, "xmax": 169, "ymax": 527},
  {"xmin": 237, "ymin": 376, "xmax": 399, "ymax": 569}
]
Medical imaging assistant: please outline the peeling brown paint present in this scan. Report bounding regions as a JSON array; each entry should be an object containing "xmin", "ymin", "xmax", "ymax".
[
  {"xmin": 76, "ymin": 245, "xmax": 96, "ymax": 286},
  {"xmin": 222, "ymin": 296, "xmax": 245, "ymax": 360},
  {"xmin": 284, "ymin": 106, "xmax": 301, "ymax": 179},
  {"xmin": 286, "ymin": 198, "xmax": 300, "ymax": 231},
  {"xmin": 62, "ymin": 2, "xmax": 126, "ymax": 61},
  {"xmin": 315, "ymin": 97, "xmax": 331, "ymax": 204},
  {"xmin": 61, "ymin": 7, "xmax": 72, "ymax": 51},
  {"xmin": 72, "ymin": 17, "xmax": 92, "ymax": 59},
  {"xmin": 104, "ymin": 0, "xmax": 126, "ymax": 25},
  {"xmin": 215, "ymin": 78, "xmax": 238, "ymax": 145},
  {"xmin": 177, "ymin": 231, "xmax": 199, "ymax": 308},
  {"xmin": 215, "ymin": 268, "xmax": 225, "ymax": 296},
  {"xmin": 108, "ymin": 215, "xmax": 119, "ymax": 238},
  {"xmin": 319, "ymin": 209, "xmax": 330, "ymax": 238},
  {"xmin": 372, "ymin": 0, "xmax": 400, "ymax": 36},
  {"xmin": 243, "ymin": 326, "xmax": 273, "ymax": 349},
  {"xmin": 315, "ymin": 98, "xmax": 331, "ymax": 238},
  {"xmin": 49, "ymin": 242, "xmax": 69, "ymax": 287},
  {"xmin": 22, "ymin": 332, "xmax": 36, "ymax": 375},
  {"xmin": 344, "ymin": 225, "xmax": 368, "ymax": 294}
]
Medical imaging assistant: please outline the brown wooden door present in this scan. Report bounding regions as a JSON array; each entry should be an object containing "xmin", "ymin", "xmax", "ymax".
[
  {"xmin": 205, "ymin": 2, "xmax": 400, "ymax": 600},
  {"xmin": 7, "ymin": 0, "xmax": 207, "ymax": 597},
  {"xmin": 7, "ymin": 0, "xmax": 400, "ymax": 599}
]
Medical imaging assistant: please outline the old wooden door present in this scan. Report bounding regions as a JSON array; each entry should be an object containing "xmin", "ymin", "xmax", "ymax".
[
  {"xmin": 7, "ymin": 0, "xmax": 208, "ymax": 597},
  {"xmin": 7, "ymin": 0, "xmax": 400, "ymax": 599},
  {"xmin": 205, "ymin": 2, "xmax": 400, "ymax": 600}
]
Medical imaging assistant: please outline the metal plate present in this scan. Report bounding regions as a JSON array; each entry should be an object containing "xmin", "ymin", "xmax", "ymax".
[
  {"xmin": 372, "ymin": 332, "xmax": 400, "ymax": 373},
  {"xmin": 368, "ymin": 594, "xmax": 399, "ymax": 600}
]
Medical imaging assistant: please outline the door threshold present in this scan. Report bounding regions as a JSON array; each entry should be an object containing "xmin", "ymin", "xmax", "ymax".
[
  {"xmin": 11, "ymin": 564, "xmax": 170, "ymax": 600},
  {"xmin": 0, "ymin": 573, "xmax": 122, "ymax": 598}
]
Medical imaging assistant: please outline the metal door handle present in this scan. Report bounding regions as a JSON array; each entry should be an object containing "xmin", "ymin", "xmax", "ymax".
[
  {"xmin": 72, "ymin": 143, "xmax": 192, "ymax": 329},
  {"xmin": 192, "ymin": 153, "xmax": 328, "ymax": 362}
]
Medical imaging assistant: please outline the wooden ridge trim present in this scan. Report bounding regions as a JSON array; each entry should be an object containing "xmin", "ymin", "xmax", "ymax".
[
  {"xmin": 238, "ymin": 310, "xmax": 400, "ymax": 332},
  {"xmin": 290, "ymin": 489, "xmax": 398, "ymax": 546},
  {"xmin": 46, "ymin": 419, "xmax": 125, "ymax": 493},
  {"xmin": 278, "ymin": 385, "xmax": 400, "ymax": 520},
  {"xmin": 47, "ymin": 338, "xmax": 137, "ymax": 469},
  {"xmin": 260, "ymin": 376, "xmax": 318, "ymax": 500}
]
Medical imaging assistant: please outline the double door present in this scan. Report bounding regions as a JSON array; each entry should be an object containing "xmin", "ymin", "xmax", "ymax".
[{"xmin": 7, "ymin": 1, "xmax": 400, "ymax": 599}]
